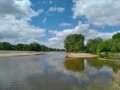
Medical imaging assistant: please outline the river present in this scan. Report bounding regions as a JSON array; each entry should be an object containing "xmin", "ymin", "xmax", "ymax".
[{"xmin": 0, "ymin": 52, "xmax": 119, "ymax": 90}]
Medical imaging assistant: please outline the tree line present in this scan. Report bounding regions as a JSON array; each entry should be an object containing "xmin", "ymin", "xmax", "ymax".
[
  {"xmin": 0, "ymin": 42, "xmax": 65, "ymax": 51},
  {"xmin": 64, "ymin": 33, "xmax": 120, "ymax": 53}
]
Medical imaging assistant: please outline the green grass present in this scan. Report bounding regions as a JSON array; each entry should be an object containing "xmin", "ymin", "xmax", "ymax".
[{"xmin": 99, "ymin": 52, "xmax": 120, "ymax": 60}]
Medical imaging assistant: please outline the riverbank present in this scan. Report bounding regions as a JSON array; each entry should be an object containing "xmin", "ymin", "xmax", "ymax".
[
  {"xmin": 0, "ymin": 52, "xmax": 42, "ymax": 57},
  {"xmin": 66, "ymin": 53, "xmax": 98, "ymax": 58},
  {"xmin": 110, "ymin": 70, "xmax": 120, "ymax": 90},
  {"xmin": 99, "ymin": 52, "xmax": 120, "ymax": 61}
]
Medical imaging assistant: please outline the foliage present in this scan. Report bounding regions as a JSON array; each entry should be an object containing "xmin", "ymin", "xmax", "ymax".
[
  {"xmin": 112, "ymin": 33, "xmax": 120, "ymax": 40},
  {"xmin": 30, "ymin": 42, "xmax": 41, "ymax": 51},
  {"xmin": 107, "ymin": 39, "xmax": 120, "ymax": 52},
  {"xmin": 86, "ymin": 37, "xmax": 103, "ymax": 53},
  {"xmin": 0, "ymin": 42, "xmax": 12, "ymax": 50},
  {"xmin": 97, "ymin": 42, "xmax": 109, "ymax": 53},
  {"xmin": 64, "ymin": 34, "xmax": 84, "ymax": 52},
  {"xmin": 64, "ymin": 33, "xmax": 120, "ymax": 53},
  {"xmin": 97, "ymin": 39, "xmax": 120, "ymax": 53},
  {"xmin": 0, "ymin": 42, "xmax": 65, "ymax": 51}
]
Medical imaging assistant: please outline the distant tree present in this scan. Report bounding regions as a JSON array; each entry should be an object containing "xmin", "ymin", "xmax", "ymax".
[
  {"xmin": 86, "ymin": 37, "xmax": 103, "ymax": 53},
  {"xmin": 41, "ymin": 45, "xmax": 49, "ymax": 51},
  {"xmin": 16, "ymin": 44, "xmax": 24, "ymax": 51},
  {"xmin": 0, "ymin": 42, "xmax": 12, "ymax": 50},
  {"xmin": 11, "ymin": 45, "xmax": 16, "ymax": 50},
  {"xmin": 112, "ymin": 33, "xmax": 120, "ymax": 40},
  {"xmin": 30, "ymin": 42, "xmax": 41, "ymax": 51},
  {"xmin": 64, "ymin": 34, "xmax": 84, "ymax": 52},
  {"xmin": 0, "ymin": 42, "xmax": 63, "ymax": 51},
  {"xmin": 22, "ymin": 44, "xmax": 31, "ymax": 51}
]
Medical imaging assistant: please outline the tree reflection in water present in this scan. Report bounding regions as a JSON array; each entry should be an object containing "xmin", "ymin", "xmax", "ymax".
[
  {"xmin": 64, "ymin": 58, "xmax": 120, "ymax": 73},
  {"xmin": 64, "ymin": 58, "xmax": 84, "ymax": 72},
  {"xmin": 87, "ymin": 58, "xmax": 120, "ymax": 73}
]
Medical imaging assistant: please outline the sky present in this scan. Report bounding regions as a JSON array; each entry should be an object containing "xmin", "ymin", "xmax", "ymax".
[{"xmin": 0, "ymin": 0, "xmax": 120, "ymax": 49}]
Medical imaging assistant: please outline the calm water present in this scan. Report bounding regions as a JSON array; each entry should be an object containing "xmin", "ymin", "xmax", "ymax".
[{"xmin": 0, "ymin": 52, "xmax": 119, "ymax": 90}]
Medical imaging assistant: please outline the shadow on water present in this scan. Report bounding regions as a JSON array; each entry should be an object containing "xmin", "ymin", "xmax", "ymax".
[{"xmin": 64, "ymin": 57, "xmax": 120, "ymax": 73}]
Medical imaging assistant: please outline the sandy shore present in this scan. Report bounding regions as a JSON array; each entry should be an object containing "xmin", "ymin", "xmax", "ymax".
[
  {"xmin": 66, "ymin": 53, "xmax": 98, "ymax": 58},
  {"xmin": 0, "ymin": 52, "xmax": 42, "ymax": 57}
]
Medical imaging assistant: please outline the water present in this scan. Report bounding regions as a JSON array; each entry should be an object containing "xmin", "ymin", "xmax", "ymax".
[{"xmin": 0, "ymin": 52, "xmax": 119, "ymax": 90}]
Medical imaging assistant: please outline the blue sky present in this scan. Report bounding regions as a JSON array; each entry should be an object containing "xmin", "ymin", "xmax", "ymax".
[{"xmin": 0, "ymin": 0, "xmax": 120, "ymax": 48}]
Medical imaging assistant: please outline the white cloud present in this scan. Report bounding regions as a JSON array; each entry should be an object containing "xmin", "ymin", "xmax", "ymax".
[
  {"xmin": 0, "ymin": 0, "xmax": 46, "ymax": 44},
  {"xmin": 59, "ymin": 23, "xmax": 71, "ymax": 27},
  {"xmin": 0, "ymin": 15, "xmax": 45, "ymax": 44},
  {"xmin": 0, "ymin": 0, "xmax": 43, "ymax": 19},
  {"xmin": 48, "ymin": 22, "xmax": 119, "ymax": 48},
  {"xmin": 48, "ymin": 30, "xmax": 59, "ymax": 35},
  {"xmin": 72, "ymin": 0, "xmax": 120, "ymax": 26},
  {"xmin": 49, "ymin": 6, "xmax": 65, "ymax": 13}
]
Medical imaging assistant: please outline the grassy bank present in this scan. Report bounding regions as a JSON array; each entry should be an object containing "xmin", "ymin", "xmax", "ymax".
[
  {"xmin": 99, "ymin": 52, "xmax": 120, "ymax": 61},
  {"xmin": 110, "ymin": 70, "xmax": 120, "ymax": 90}
]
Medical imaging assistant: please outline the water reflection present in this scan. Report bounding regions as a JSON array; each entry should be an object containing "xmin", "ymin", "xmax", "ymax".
[
  {"xmin": 87, "ymin": 58, "xmax": 120, "ymax": 73},
  {"xmin": 64, "ymin": 58, "xmax": 120, "ymax": 73},
  {"xmin": 0, "ymin": 52, "xmax": 119, "ymax": 90},
  {"xmin": 64, "ymin": 58, "xmax": 84, "ymax": 72}
]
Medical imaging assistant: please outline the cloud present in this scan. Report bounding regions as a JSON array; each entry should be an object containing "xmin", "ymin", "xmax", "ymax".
[
  {"xmin": 72, "ymin": 0, "xmax": 120, "ymax": 26},
  {"xmin": 59, "ymin": 23, "xmax": 71, "ymax": 27},
  {"xmin": 49, "ymin": 6, "xmax": 65, "ymax": 13},
  {"xmin": 48, "ymin": 22, "xmax": 119, "ymax": 48},
  {"xmin": 0, "ymin": 0, "xmax": 46, "ymax": 44},
  {"xmin": 48, "ymin": 30, "xmax": 59, "ymax": 35},
  {"xmin": 0, "ymin": 0, "xmax": 43, "ymax": 19},
  {"xmin": 0, "ymin": 15, "xmax": 45, "ymax": 44}
]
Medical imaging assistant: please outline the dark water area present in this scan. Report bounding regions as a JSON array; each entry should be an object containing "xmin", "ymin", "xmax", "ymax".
[{"xmin": 0, "ymin": 52, "xmax": 119, "ymax": 90}]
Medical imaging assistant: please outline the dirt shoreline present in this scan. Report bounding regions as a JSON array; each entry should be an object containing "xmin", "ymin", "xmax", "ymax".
[
  {"xmin": 0, "ymin": 52, "xmax": 42, "ymax": 57},
  {"xmin": 66, "ymin": 53, "xmax": 98, "ymax": 58}
]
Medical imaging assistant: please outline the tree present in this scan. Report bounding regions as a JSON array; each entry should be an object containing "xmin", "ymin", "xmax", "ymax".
[
  {"xmin": 0, "ymin": 42, "xmax": 64, "ymax": 51},
  {"xmin": 16, "ymin": 44, "xmax": 24, "ymax": 51},
  {"xmin": 109, "ymin": 39, "xmax": 120, "ymax": 52},
  {"xmin": 0, "ymin": 42, "xmax": 12, "ymax": 50},
  {"xmin": 96, "ymin": 38, "xmax": 120, "ymax": 53},
  {"xmin": 86, "ymin": 37, "xmax": 103, "ymax": 53},
  {"xmin": 112, "ymin": 33, "xmax": 120, "ymax": 40},
  {"xmin": 97, "ymin": 42, "xmax": 109, "ymax": 53},
  {"xmin": 30, "ymin": 42, "xmax": 41, "ymax": 51},
  {"xmin": 64, "ymin": 34, "xmax": 84, "ymax": 52},
  {"xmin": 23, "ymin": 44, "xmax": 31, "ymax": 51},
  {"xmin": 74, "ymin": 40, "xmax": 84, "ymax": 52}
]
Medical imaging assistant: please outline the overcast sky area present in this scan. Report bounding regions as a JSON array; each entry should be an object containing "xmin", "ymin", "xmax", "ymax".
[{"xmin": 0, "ymin": 0, "xmax": 120, "ymax": 49}]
